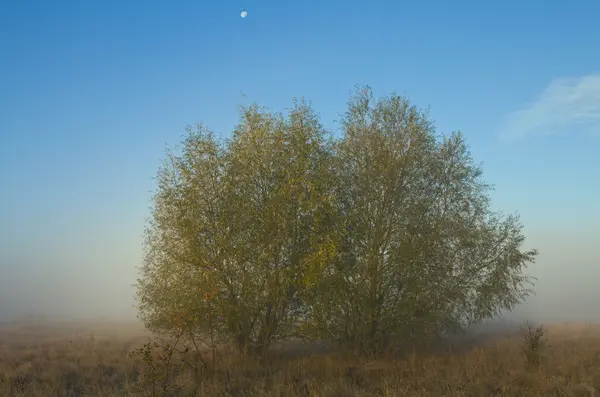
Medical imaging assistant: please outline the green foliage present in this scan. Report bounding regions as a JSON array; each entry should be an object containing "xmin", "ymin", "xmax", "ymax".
[
  {"xmin": 136, "ymin": 86, "xmax": 538, "ymax": 357},
  {"xmin": 137, "ymin": 100, "xmax": 337, "ymax": 355},
  {"xmin": 302, "ymin": 87, "xmax": 538, "ymax": 356}
]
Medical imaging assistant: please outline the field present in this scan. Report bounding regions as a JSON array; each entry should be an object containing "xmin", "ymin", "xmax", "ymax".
[{"xmin": 1, "ymin": 320, "xmax": 600, "ymax": 396}]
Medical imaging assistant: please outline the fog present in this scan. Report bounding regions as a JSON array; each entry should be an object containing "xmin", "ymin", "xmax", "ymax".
[{"xmin": 1, "ymin": 202, "xmax": 598, "ymax": 326}]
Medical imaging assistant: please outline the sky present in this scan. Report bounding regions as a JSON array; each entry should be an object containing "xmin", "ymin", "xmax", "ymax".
[{"xmin": 0, "ymin": 0, "xmax": 599, "ymax": 323}]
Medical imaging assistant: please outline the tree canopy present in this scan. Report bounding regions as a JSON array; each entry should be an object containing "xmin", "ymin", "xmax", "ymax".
[{"xmin": 136, "ymin": 86, "xmax": 538, "ymax": 356}]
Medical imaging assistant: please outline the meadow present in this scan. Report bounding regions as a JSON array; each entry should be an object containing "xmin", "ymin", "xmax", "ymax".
[{"xmin": 1, "ymin": 319, "xmax": 600, "ymax": 396}]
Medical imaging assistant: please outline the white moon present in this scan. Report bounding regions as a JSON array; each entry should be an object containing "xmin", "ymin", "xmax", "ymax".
[{"xmin": 240, "ymin": 11, "xmax": 248, "ymax": 18}]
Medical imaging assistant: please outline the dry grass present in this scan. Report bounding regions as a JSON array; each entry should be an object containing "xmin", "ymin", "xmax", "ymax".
[{"xmin": 1, "ymin": 320, "xmax": 600, "ymax": 396}]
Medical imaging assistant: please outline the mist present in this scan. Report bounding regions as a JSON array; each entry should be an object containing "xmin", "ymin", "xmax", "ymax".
[{"xmin": 1, "ymin": 205, "xmax": 598, "ymax": 326}]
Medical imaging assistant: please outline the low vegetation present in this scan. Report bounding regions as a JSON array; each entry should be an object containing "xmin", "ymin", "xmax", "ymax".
[{"xmin": 1, "ymin": 321, "xmax": 600, "ymax": 396}]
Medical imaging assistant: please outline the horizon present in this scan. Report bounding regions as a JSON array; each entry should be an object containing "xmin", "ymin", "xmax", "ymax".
[{"xmin": 1, "ymin": 0, "xmax": 599, "ymax": 325}]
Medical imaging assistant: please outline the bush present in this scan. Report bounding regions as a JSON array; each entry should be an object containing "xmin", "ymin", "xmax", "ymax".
[{"xmin": 521, "ymin": 322, "xmax": 547, "ymax": 367}]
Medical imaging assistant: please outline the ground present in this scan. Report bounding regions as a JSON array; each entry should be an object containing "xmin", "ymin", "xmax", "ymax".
[{"xmin": 1, "ymin": 319, "xmax": 599, "ymax": 396}]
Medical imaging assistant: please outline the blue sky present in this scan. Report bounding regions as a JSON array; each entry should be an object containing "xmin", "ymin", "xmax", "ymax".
[{"xmin": 1, "ymin": 0, "xmax": 599, "ymax": 321}]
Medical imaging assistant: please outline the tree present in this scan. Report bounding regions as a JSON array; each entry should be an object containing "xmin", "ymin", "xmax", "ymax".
[
  {"xmin": 136, "ymin": 86, "xmax": 538, "ymax": 357},
  {"xmin": 302, "ymin": 87, "xmax": 538, "ymax": 355},
  {"xmin": 137, "ymin": 101, "xmax": 337, "ymax": 354}
]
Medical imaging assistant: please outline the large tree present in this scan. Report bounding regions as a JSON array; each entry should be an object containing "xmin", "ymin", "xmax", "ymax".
[
  {"xmin": 303, "ymin": 87, "xmax": 538, "ymax": 355},
  {"xmin": 137, "ymin": 101, "xmax": 337, "ymax": 354},
  {"xmin": 136, "ymin": 87, "xmax": 538, "ymax": 357}
]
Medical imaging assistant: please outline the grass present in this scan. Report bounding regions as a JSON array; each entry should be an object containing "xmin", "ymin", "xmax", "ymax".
[{"xmin": 1, "ymin": 320, "xmax": 600, "ymax": 396}]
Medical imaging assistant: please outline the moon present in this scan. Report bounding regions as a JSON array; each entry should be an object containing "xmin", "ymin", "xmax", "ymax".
[{"xmin": 240, "ymin": 11, "xmax": 248, "ymax": 18}]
